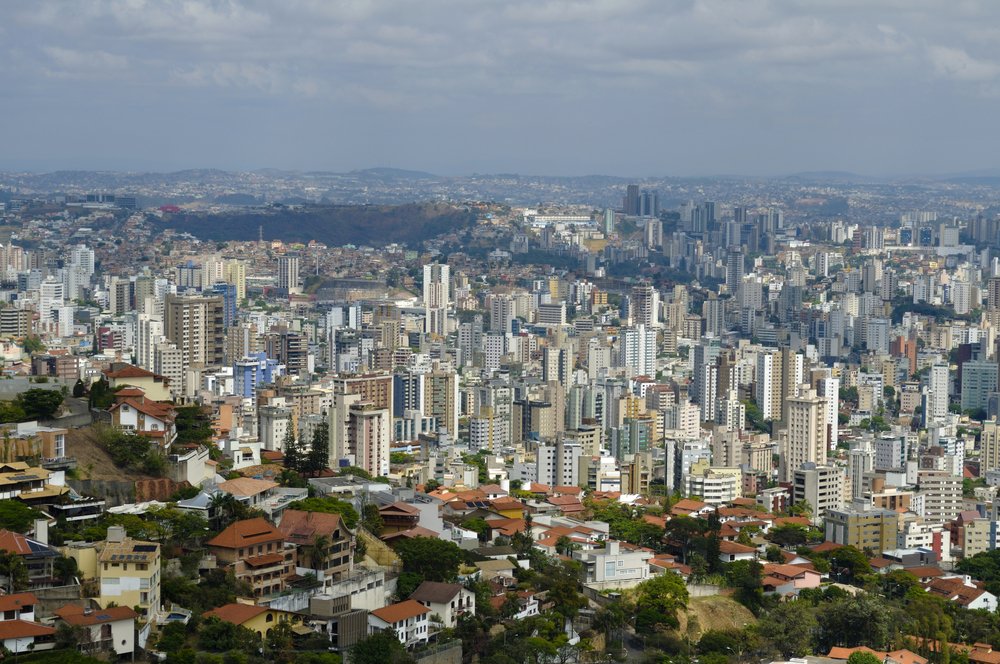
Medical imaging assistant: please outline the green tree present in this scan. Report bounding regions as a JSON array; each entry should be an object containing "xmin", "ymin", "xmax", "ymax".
[
  {"xmin": 848, "ymin": 653, "xmax": 883, "ymax": 664},
  {"xmin": 14, "ymin": 388, "xmax": 64, "ymax": 421},
  {"xmin": 630, "ymin": 571, "xmax": 689, "ymax": 631},
  {"xmin": 816, "ymin": 594, "xmax": 902, "ymax": 651},
  {"xmin": 392, "ymin": 536, "xmax": 463, "ymax": 582},
  {"xmin": 197, "ymin": 615, "xmax": 259, "ymax": 654},
  {"xmin": 349, "ymin": 632, "xmax": 415, "ymax": 664},
  {"xmin": 305, "ymin": 421, "xmax": 330, "ymax": 475},
  {"xmin": 281, "ymin": 427, "xmax": 302, "ymax": 473},
  {"xmin": 758, "ymin": 601, "xmax": 817, "ymax": 658},
  {"xmin": 0, "ymin": 501, "xmax": 42, "ymax": 533},
  {"xmin": 174, "ymin": 405, "xmax": 215, "ymax": 445},
  {"xmin": 0, "ymin": 551, "xmax": 29, "ymax": 593}
]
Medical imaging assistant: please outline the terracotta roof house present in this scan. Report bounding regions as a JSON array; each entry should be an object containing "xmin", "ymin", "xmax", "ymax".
[
  {"xmin": 368, "ymin": 600, "xmax": 431, "ymax": 647},
  {"xmin": 207, "ymin": 518, "xmax": 295, "ymax": 597},
  {"xmin": 409, "ymin": 581, "xmax": 476, "ymax": 628},
  {"xmin": 54, "ymin": 604, "xmax": 138, "ymax": 657},
  {"xmin": 278, "ymin": 509, "xmax": 354, "ymax": 583}
]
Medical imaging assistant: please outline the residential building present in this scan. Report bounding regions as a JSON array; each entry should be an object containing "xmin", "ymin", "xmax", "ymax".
[{"xmin": 824, "ymin": 499, "xmax": 900, "ymax": 555}]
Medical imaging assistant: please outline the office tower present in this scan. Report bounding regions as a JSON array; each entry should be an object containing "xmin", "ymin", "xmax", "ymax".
[
  {"xmin": 847, "ymin": 447, "xmax": 874, "ymax": 500},
  {"xmin": 164, "ymin": 294, "xmax": 225, "ymax": 370},
  {"xmin": 644, "ymin": 217, "xmax": 663, "ymax": 249},
  {"xmin": 423, "ymin": 367, "xmax": 458, "ymax": 436},
  {"xmin": 640, "ymin": 190, "xmax": 659, "ymax": 217},
  {"xmin": 824, "ymin": 500, "xmax": 898, "ymax": 555},
  {"xmin": 278, "ymin": 254, "xmax": 301, "ymax": 294},
  {"xmin": 38, "ymin": 277, "xmax": 65, "ymax": 324},
  {"xmin": 630, "ymin": 284, "xmax": 660, "ymax": 327},
  {"xmin": 536, "ymin": 439, "xmax": 583, "ymax": 487},
  {"xmin": 542, "ymin": 345, "xmax": 572, "ymax": 385},
  {"xmin": 211, "ymin": 282, "xmax": 238, "ymax": 328},
  {"xmin": 234, "ymin": 352, "xmax": 282, "ymax": 399},
  {"xmin": 617, "ymin": 324, "xmax": 656, "ymax": 376},
  {"xmin": 266, "ymin": 329, "xmax": 309, "ymax": 376},
  {"xmin": 781, "ymin": 387, "xmax": 826, "ymax": 482},
  {"xmin": 224, "ymin": 259, "xmax": 247, "ymax": 302},
  {"xmin": 392, "ymin": 371, "xmax": 424, "ymax": 418},
  {"xmin": 961, "ymin": 360, "xmax": 998, "ymax": 412},
  {"xmin": 755, "ymin": 349, "xmax": 783, "ymax": 421},
  {"xmin": 423, "ymin": 263, "xmax": 450, "ymax": 336},
  {"xmin": 175, "ymin": 260, "xmax": 202, "ymax": 291},
  {"xmin": 347, "ymin": 403, "xmax": 391, "ymax": 478},
  {"xmin": 725, "ymin": 248, "xmax": 744, "ymax": 292},
  {"xmin": 917, "ymin": 470, "xmax": 963, "ymax": 524},
  {"xmin": 981, "ymin": 420, "xmax": 1000, "ymax": 472},
  {"xmin": 623, "ymin": 184, "xmax": 640, "ymax": 216},
  {"xmin": 793, "ymin": 463, "xmax": 843, "ymax": 522},
  {"xmin": 925, "ymin": 362, "xmax": 950, "ymax": 423},
  {"xmin": 603, "ymin": 208, "xmax": 615, "ymax": 235},
  {"xmin": 490, "ymin": 294, "xmax": 515, "ymax": 334}
]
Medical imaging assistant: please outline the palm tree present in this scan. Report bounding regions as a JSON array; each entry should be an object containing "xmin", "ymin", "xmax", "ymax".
[
  {"xmin": 304, "ymin": 534, "xmax": 330, "ymax": 572},
  {"xmin": 209, "ymin": 493, "xmax": 239, "ymax": 530}
]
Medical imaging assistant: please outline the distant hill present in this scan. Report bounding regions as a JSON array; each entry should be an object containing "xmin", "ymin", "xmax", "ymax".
[{"xmin": 159, "ymin": 202, "xmax": 476, "ymax": 247}]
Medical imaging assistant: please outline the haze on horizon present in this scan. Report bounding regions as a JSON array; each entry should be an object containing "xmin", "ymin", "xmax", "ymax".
[{"xmin": 1, "ymin": 0, "xmax": 999, "ymax": 178}]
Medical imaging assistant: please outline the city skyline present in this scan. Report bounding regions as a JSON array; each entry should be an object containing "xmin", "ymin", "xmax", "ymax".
[{"xmin": 2, "ymin": 1, "xmax": 1000, "ymax": 176}]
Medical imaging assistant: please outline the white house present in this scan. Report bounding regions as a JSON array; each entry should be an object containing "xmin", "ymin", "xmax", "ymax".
[
  {"xmin": 409, "ymin": 581, "xmax": 476, "ymax": 629},
  {"xmin": 572, "ymin": 540, "xmax": 653, "ymax": 589},
  {"xmin": 54, "ymin": 604, "xmax": 137, "ymax": 657},
  {"xmin": 368, "ymin": 600, "xmax": 430, "ymax": 647},
  {"xmin": 925, "ymin": 576, "xmax": 999, "ymax": 612},
  {"xmin": 0, "ymin": 592, "xmax": 54, "ymax": 654}
]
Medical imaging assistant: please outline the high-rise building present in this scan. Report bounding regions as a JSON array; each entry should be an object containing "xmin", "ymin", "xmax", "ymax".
[
  {"xmin": 781, "ymin": 386, "xmax": 826, "ymax": 482},
  {"xmin": 423, "ymin": 367, "xmax": 458, "ymax": 437},
  {"xmin": 163, "ymin": 294, "xmax": 225, "ymax": 371},
  {"xmin": 617, "ymin": 324, "xmax": 656, "ymax": 376},
  {"xmin": 278, "ymin": 254, "xmax": 301, "ymax": 294},
  {"xmin": 623, "ymin": 184, "xmax": 640, "ymax": 216},
  {"xmin": 423, "ymin": 263, "xmax": 450, "ymax": 336},
  {"xmin": 981, "ymin": 420, "xmax": 1000, "ymax": 472},
  {"xmin": 824, "ymin": 499, "xmax": 899, "ymax": 555},
  {"xmin": 630, "ymin": 284, "xmax": 660, "ymax": 327},
  {"xmin": 793, "ymin": 463, "xmax": 843, "ymax": 523},
  {"xmin": 755, "ymin": 349, "xmax": 783, "ymax": 421}
]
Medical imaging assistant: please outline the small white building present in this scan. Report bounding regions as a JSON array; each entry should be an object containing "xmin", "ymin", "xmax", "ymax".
[
  {"xmin": 409, "ymin": 581, "xmax": 476, "ymax": 629},
  {"xmin": 573, "ymin": 540, "xmax": 653, "ymax": 590},
  {"xmin": 368, "ymin": 600, "xmax": 430, "ymax": 647},
  {"xmin": 54, "ymin": 604, "xmax": 137, "ymax": 658}
]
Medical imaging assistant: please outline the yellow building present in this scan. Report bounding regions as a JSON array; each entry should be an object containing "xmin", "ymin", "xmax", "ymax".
[
  {"xmin": 97, "ymin": 527, "xmax": 160, "ymax": 620},
  {"xmin": 103, "ymin": 364, "xmax": 173, "ymax": 402},
  {"xmin": 203, "ymin": 603, "xmax": 304, "ymax": 639}
]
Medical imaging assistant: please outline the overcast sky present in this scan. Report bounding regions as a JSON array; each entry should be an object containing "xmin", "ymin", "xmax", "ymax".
[{"xmin": 2, "ymin": 0, "xmax": 999, "ymax": 177}]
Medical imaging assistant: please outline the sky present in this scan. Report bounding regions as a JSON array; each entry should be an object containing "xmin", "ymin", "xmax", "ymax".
[{"xmin": 2, "ymin": 0, "xmax": 1000, "ymax": 177}]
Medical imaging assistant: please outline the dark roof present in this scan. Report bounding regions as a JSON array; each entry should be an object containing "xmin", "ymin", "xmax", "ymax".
[{"xmin": 409, "ymin": 581, "xmax": 464, "ymax": 604}]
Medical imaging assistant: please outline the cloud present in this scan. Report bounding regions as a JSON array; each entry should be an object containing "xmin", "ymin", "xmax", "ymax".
[
  {"xmin": 43, "ymin": 46, "xmax": 129, "ymax": 75},
  {"xmin": 927, "ymin": 45, "xmax": 1000, "ymax": 81}
]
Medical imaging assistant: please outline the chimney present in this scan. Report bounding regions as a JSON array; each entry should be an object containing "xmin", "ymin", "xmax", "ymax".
[
  {"xmin": 34, "ymin": 519, "xmax": 48, "ymax": 546},
  {"xmin": 107, "ymin": 526, "xmax": 126, "ymax": 543}
]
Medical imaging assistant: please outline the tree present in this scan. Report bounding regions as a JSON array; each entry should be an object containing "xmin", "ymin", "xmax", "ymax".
[
  {"xmin": 13, "ymin": 388, "xmax": 64, "ymax": 421},
  {"xmin": 282, "ymin": 427, "xmax": 302, "ymax": 473},
  {"xmin": 349, "ymin": 632, "xmax": 414, "ymax": 664},
  {"xmin": 305, "ymin": 421, "xmax": 330, "ymax": 475},
  {"xmin": 197, "ymin": 615, "xmax": 259, "ymax": 654},
  {"xmin": 88, "ymin": 377, "xmax": 115, "ymax": 409},
  {"xmin": 174, "ymin": 405, "xmax": 215, "ymax": 445},
  {"xmin": 630, "ymin": 571, "xmax": 689, "ymax": 631},
  {"xmin": 0, "ymin": 551, "xmax": 28, "ymax": 593},
  {"xmin": 304, "ymin": 534, "xmax": 331, "ymax": 571},
  {"xmin": 848, "ymin": 652, "xmax": 884, "ymax": 664},
  {"xmin": 0, "ymin": 501, "xmax": 42, "ymax": 533},
  {"xmin": 392, "ymin": 537, "xmax": 463, "ymax": 582},
  {"xmin": 829, "ymin": 545, "xmax": 871, "ymax": 584},
  {"xmin": 758, "ymin": 601, "xmax": 817, "ymax": 658},
  {"xmin": 817, "ymin": 594, "xmax": 902, "ymax": 651}
]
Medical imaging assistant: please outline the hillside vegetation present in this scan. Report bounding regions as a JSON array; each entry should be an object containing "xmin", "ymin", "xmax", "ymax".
[{"xmin": 160, "ymin": 202, "xmax": 477, "ymax": 247}]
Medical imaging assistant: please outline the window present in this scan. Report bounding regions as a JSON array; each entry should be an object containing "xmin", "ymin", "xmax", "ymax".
[{"xmin": 266, "ymin": 614, "xmax": 274, "ymax": 623}]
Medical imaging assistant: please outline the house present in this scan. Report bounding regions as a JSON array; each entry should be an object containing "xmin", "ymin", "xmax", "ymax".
[
  {"xmin": 108, "ymin": 389, "xmax": 177, "ymax": 448},
  {"xmin": 761, "ymin": 564, "xmax": 822, "ymax": 596},
  {"xmin": 0, "ymin": 593, "xmax": 39, "ymax": 622},
  {"xmin": 0, "ymin": 462, "xmax": 64, "ymax": 502},
  {"xmin": 573, "ymin": 540, "xmax": 653, "ymax": 589},
  {"xmin": 0, "ymin": 619, "xmax": 55, "ymax": 654},
  {"xmin": 97, "ymin": 526, "xmax": 161, "ymax": 619},
  {"xmin": 278, "ymin": 510, "xmax": 355, "ymax": 585},
  {"xmin": 718, "ymin": 540, "xmax": 758, "ymax": 563},
  {"xmin": 378, "ymin": 502, "xmax": 421, "ymax": 534},
  {"xmin": 489, "ymin": 591, "xmax": 540, "ymax": 620},
  {"xmin": 54, "ymin": 604, "xmax": 138, "ymax": 657},
  {"xmin": 368, "ymin": 599, "xmax": 430, "ymax": 647},
  {"xmin": 204, "ymin": 603, "xmax": 306, "ymax": 639},
  {"xmin": 924, "ymin": 576, "xmax": 999, "ymax": 611},
  {"xmin": 103, "ymin": 364, "xmax": 173, "ymax": 402},
  {"xmin": 670, "ymin": 499, "xmax": 712, "ymax": 517},
  {"xmin": 0, "ymin": 529, "xmax": 59, "ymax": 589},
  {"xmin": 409, "ymin": 581, "xmax": 476, "ymax": 628},
  {"xmin": 217, "ymin": 477, "xmax": 280, "ymax": 510},
  {"xmin": 206, "ymin": 518, "xmax": 296, "ymax": 597}
]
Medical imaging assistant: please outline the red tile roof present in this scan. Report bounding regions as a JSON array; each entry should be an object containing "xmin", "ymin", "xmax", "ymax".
[
  {"xmin": 207, "ymin": 518, "xmax": 283, "ymax": 550},
  {"xmin": 370, "ymin": 600, "xmax": 430, "ymax": 624},
  {"xmin": 55, "ymin": 604, "xmax": 138, "ymax": 626},
  {"xmin": 0, "ymin": 592, "xmax": 38, "ymax": 612},
  {"xmin": 0, "ymin": 620, "xmax": 55, "ymax": 639},
  {"xmin": 204, "ymin": 603, "xmax": 269, "ymax": 625}
]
